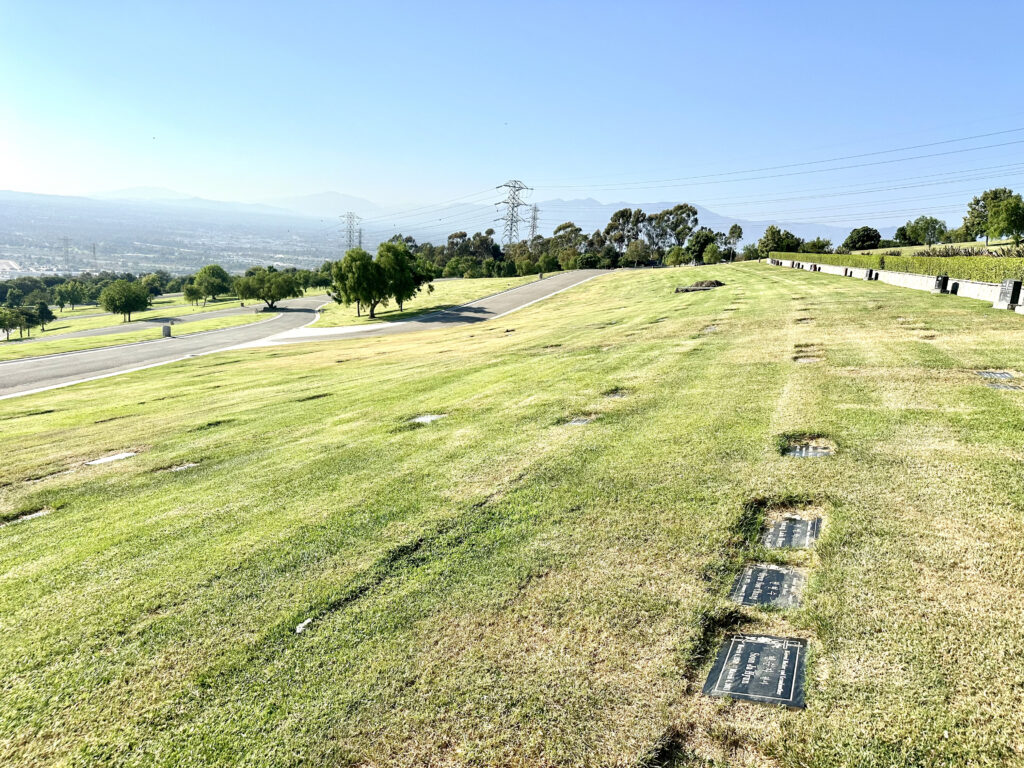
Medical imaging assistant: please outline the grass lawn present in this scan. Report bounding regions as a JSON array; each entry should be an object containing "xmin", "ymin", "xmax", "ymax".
[
  {"xmin": 2, "ymin": 264, "xmax": 1023, "ymax": 766},
  {"xmin": 853, "ymin": 237, "xmax": 1014, "ymax": 255},
  {"xmin": 40, "ymin": 296, "xmax": 249, "ymax": 336},
  {"xmin": 313, "ymin": 274, "xmax": 536, "ymax": 326},
  {"xmin": 0, "ymin": 313, "xmax": 269, "ymax": 361}
]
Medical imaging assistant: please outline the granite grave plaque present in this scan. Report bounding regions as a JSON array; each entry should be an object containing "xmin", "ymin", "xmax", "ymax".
[
  {"xmin": 762, "ymin": 517, "xmax": 822, "ymax": 549},
  {"xmin": 977, "ymin": 371, "xmax": 1013, "ymax": 380},
  {"xmin": 730, "ymin": 564, "xmax": 804, "ymax": 608},
  {"xmin": 703, "ymin": 634, "xmax": 807, "ymax": 708},
  {"xmin": 783, "ymin": 442, "xmax": 833, "ymax": 458}
]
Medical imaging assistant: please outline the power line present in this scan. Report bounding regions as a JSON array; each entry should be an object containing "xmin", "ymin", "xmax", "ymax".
[{"xmin": 495, "ymin": 180, "xmax": 530, "ymax": 245}]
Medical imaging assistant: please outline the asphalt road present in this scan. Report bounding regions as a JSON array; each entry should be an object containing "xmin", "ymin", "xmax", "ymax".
[
  {"xmin": 0, "ymin": 270, "xmax": 604, "ymax": 400},
  {"xmin": 33, "ymin": 303, "xmax": 264, "ymax": 341}
]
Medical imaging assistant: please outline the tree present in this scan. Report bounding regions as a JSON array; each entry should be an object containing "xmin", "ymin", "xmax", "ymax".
[
  {"xmin": 964, "ymin": 188, "xmax": 1015, "ymax": 245},
  {"xmin": 757, "ymin": 225, "xmax": 803, "ymax": 257},
  {"xmin": 904, "ymin": 216, "xmax": 947, "ymax": 246},
  {"xmin": 798, "ymin": 237, "xmax": 833, "ymax": 254},
  {"xmin": 841, "ymin": 226, "xmax": 882, "ymax": 251},
  {"xmin": 183, "ymin": 284, "xmax": 203, "ymax": 305},
  {"xmin": 664, "ymin": 245, "xmax": 687, "ymax": 266},
  {"xmin": 0, "ymin": 307, "xmax": 19, "ymax": 340},
  {"xmin": 57, "ymin": 280, "xmax": 85, "ymax": 310},
  {"xmin": 234, "ymin": 268, "xmax": 302, "ymax": 309},
  {"xmin": 687, "ymin": 227, "xmax": 721, "ymax": 263},
  {"xmin": 727, "ymin": 224, "xmax": 743, "ymax": 247},
  {"xmin": 17, "ymin": 306, "xmax": 39, "ymax": 337},
  {"xmin": 377, "ymin": 241, "xmax": 432, "ymax": 311},
  {"xmin": 330, "ymin": 248, "xmax": 390, "ymax": 318},
  {"xmin": 738, "ymin": 244, "xmax": 760, "ymax": 261},
  {"xmin": 99, "ymin": 279, "xmax": 150, "ymax": 322},
  {"xmin": 140, "ymin": 273, "xmax": 164, "ymax": 296},
  {"xmin": 624, "ymin": 238, "xmax": 651, "ymax": 267},
  {"xmin": 36, "ymin": 301, "xmax": 55, "ymax": 331},
  {"xmin": 4, "ymin": 287, "xmax": 23, "ymax": 308},
  {"xmin": 702, "ymin": 243, "xmax": 723, "ymax": 264},
  {"xmin": 987, "ymin": 194, "xmax": 1024, "ymax": 246},
  {"xmin": 193, "ymin": 264, "xmax": 233, "ymax": 304},
  {"xmin": 604, "ymin": 208, "xmax": 647, "ymax": 253}
]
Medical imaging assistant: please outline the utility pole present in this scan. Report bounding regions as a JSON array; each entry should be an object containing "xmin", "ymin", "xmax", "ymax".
[
  {"xmin": 342, "ymin": 211, "xmax": 361, "ymax": 251},
  {"xmin": 494, "ymin": 180, "xmax": 531, "ymax": 246},
  {"xmin": 528, "ymin": 204, "xmax": 539, "ymax": 241}
]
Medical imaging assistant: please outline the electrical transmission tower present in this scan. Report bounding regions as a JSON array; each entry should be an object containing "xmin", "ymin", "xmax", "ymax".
[
  {"xmin": 61, "ymin": 237, "xmax": 71, "ymax": 272},
  {"xmin": 494, "ymin": 180, "xmax": 531, "ymax": 245},
  {"xmin": 342, "ymin": 211, "xmax": 361, "ymax": 251},
  {"xmin": 528, "ymin": 204, "xmax": 539, "ymax": 241}
]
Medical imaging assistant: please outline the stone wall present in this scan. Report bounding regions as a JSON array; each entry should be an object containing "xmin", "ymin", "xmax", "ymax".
[{"xmin": 766, "ymin": 258, "xmax": 1003, "ymax": 305}]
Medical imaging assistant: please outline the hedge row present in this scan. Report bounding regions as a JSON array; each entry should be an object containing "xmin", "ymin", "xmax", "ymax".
[
  {"xmin": 769, "ymin": 251, "xmax": 882, "ymax": 270},
  {"xmin": 770, "ymin": 252, "xmax": 1024, "ymax": 283}
]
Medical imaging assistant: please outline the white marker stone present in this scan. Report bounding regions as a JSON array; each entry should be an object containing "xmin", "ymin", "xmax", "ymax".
[
  {"xmin": 86, "ymin": 452, "xmax": 137, "ymax": 465},
  {"xmin": 296, "ymin": 618, "xmax": 312, "ymax": 634},
  {"xmin": 410, "ymin": 414, "xmax": 446, "ymax": 424}
]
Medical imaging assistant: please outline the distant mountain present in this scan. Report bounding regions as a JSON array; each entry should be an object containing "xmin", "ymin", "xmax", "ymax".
[
  {"xmin": 94, "ymin": 186, "xmax": 194, "ymax": 201},
  {"xmin": 261, "ymin": 192, "xmax": 382, "ymax": 219}
]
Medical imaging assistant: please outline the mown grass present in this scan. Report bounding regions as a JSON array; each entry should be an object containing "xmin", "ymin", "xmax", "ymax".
[
  {"xmin": 33, "ymin": 296, "xmax": 248, "ymax": 336},
  {"xmin": 313, "ymin": 274, "xmax": 536, "ymax": 326},
  {"xmin": 0, "ymin": 312, "xmax": 268, "ymax": 361},
  {"xmin": 1, "ymin": 264, "xmax": 1023, "ymax": 767}
]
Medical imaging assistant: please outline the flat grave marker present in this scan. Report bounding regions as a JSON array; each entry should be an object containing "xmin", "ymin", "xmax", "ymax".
[
  {"xmin": 410, "ymin": 414, "xmax": 446, "ymax": 424},
  {"xmin": 703, "ymin": 634, "xmax": 807, "ymax": 708},
  {"xmin": 730, "ymin": 564, "xmax": 804, "ymax": 608},
  {"xmin": 987, "ymin": 383, "xmax": 1023, "ymax": 391},
  {"xmin": 977, "ymin": 371, "xmax": 1014, "ymax": 380},
  {"xmin": 783, "ymin": 442, "xmax": 833, "ymax": 458},
  {"xmin": 762, "ymin": 516, "xmax": 822, "ymax": 549},
  {"xmin": 85, "ymin": 452, "xmax": 137, "ymax": 465},
  {"xmin": 567, "ymin": 417, "xmax": 594, "ymax": 425}
]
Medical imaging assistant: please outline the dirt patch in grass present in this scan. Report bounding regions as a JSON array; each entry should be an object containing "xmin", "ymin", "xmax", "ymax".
[
  {"xmin": 777, "ymin": 433, "xmax": 835, "ymax": 457},
  {"xmin": 0, "ymin": 506, "xmax": 52, "ymax": 527}
]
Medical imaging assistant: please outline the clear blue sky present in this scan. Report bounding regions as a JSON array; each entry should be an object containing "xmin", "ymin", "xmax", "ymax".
[{"xmin": 2, "ymin": 0, "xmax": 1023, "ymax": 228}]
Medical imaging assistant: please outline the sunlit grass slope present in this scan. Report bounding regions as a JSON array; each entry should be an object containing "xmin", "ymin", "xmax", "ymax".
[
  {"xmin": 0, "ymin": 312, "xmax": 268, "ymax": 361},
  {"xmin": 313, "ymin": 274, "xmax": 536, "ymax": 326},
  {"xmin": 2, "ymin": 264, "xmax": 1023, "ymax": 767}
]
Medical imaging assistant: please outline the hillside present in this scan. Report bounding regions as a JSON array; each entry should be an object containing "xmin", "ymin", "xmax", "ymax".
[{"xmin": 2, "ymin": 264, "xmax": 1022, "ymax": 766}]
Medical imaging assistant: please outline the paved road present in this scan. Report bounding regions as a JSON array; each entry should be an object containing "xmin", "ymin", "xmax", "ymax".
[
  {"xmin": 0, "ymin": 270, "xmax": 604, "ymax": 400},
  {"xmin": 0, "ymin": 297, "xmax": 326, "ymax": 400}
]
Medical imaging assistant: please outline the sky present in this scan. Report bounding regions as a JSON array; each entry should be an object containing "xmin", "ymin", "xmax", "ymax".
[{"xmin": 2, "ymin": 0, "xmax": 1024, "ymax": 231}]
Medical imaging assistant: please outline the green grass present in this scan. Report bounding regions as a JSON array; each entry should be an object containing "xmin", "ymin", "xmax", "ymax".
[
  {"xmin": 39, "ymin": 296, "xmax": 249, "ymax": 336},
  {"xmin": 853, "ymin": 238, "xmax": 1014, "ymax": 255},
  {"xmin": 2, "ymin": 264, "xmax": 1024, "ymax": 766},
  {"xmin": 313, "ymin": 275, "xmax": 536, "ymax": 326},
  {"xmin": 0, "ymin": 313, "xmax": 268, "ymax": 361}
]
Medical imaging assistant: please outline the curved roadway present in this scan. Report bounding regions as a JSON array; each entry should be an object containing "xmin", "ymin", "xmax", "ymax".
[{"xmin": 0, "ymin": 270, "xmax": 604, "ymax": 400}]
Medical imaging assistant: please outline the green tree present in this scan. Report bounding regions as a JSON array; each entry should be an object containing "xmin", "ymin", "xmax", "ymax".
[
  {"xmin": 193, "ymin": 264, "xmax": 233, "ymax": 304},
  {"xmin": 0, "ymin": 307, "xmax": 19, "ymax": 339},
  {"xmin": 738, "ymin": 243, "xmax": 760, "ymax": 261},
  {"xmin": 905, "ymin": 216, "xmax": 947, "ymax": 246},
  {"xmin": 36, "ymin": 301, "xmax": 55, "ymax": 331},
  {"xmin": 702, "ymin": 243, "xmax": 723, "ymax": 264},
  {"xmin": 99, "ymin": 280, "xmax": 150, "ymax": 322},
  {"xmin": 798, "ymin": 237, "xmax": 833, "ymax": 254},
  {"xmin": 987, "ymin": 194, "xmax": 1024, "ymax": 246},
  {"xmin": 234, "ymin": 268, "xmax": 302, "ymax": 309},
  {"xmin": 841, "ymin": 226, "xmax": 882, "ymax": 251},
  {"xmin": 757, "ymin": 225, "xmax": 804, "ymax": 257},
  {"xmin": 140, "ymin": 273, "xmax": 164, "ymax": 296},
  {"xmin": 727, "ymin": 224, "xmax": 743, "ymax": 247},
  {"xmin": 4, "ymin": 287, "xmax": 23, "ymax": 308},
  {"xmin": 56, "ymin": 280, "xmax": 85, "ymax": 310},
  {"xmin": 664, "ymin": 245, "xmax": 687, "ymax": 266},
  {"xmin": 604, "ymin": 208, "xmax": 648, "ymax": 253},
  {"xmin": 624, "ymin": 238, "xmax": 651, "ymax": 267},
  {"xmin": 183, "ymin": 284, "xmax": 203, "ymax": 305},
  {"xmin": 330, "ymin": 248, "xmax": 390, "ymax": 318},
  {"xmin": 377, "ymin": 241, "xmax": 433, "ymax": 311},
  {"xmin": 686, "ymin": 227, "xmax": 720, "ymax": 263},
  {"xmin": 964, "ymin": 188, "xmax": 1015, "ymax": 245}
]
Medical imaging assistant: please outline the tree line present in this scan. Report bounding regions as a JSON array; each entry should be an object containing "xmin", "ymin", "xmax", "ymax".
[{"xmin": 750, "ymin": 187, "xmax": 1024, "ymax": 257}]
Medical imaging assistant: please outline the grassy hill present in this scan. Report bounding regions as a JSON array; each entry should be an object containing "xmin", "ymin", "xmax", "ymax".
[{"xmin": 2, "ymin": 264, "xmax": 1023, "ymax": 766}]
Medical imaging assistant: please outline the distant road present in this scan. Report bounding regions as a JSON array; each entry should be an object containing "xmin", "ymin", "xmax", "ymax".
[{"xmin": 0, "ymin": 271, "xmax": 605, "ymax": 400}]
